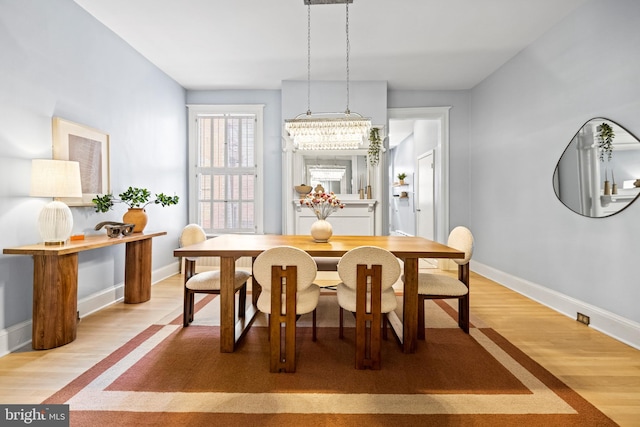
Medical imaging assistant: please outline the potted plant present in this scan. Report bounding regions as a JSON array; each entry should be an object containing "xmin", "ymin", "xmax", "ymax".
[
  {"xmin": 397, "ymin": 173, "xmax": 407, "ymax": 185},
  {"xmin": 368, "ymin": 127, "xmax": 382, "ymax": 166},
  {"xmin": 93, "ymin": 187, "xmax": 179, "ymax": 233}
]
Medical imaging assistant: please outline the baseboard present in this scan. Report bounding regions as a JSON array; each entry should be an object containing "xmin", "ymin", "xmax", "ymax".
[
  {"xmin": 0, "ymin": 320, "xmax": 32, "ymax": 356},
  {"xmin": 472, "ymin": 261, "xmax": 640, "ymax": 350},
  {"xmin": 0, "ymin": 261, "xmax": 181, "ymax": 357}
]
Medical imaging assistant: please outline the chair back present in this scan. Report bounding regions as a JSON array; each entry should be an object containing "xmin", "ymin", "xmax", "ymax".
[
  {"xmin": 337, "ymin": 246, "xmax": 400, "ymax": 291},
  {"xmin": 179, "ymin": 224, "xmax": 208, "ymax": 264},
  {"xmin": 448, "ymin": 226, "xmax": 474, "ymax": 265},
  {"xmin": 253, "ymin": 246, "xmax": 318, "ymax": 293},
  {"xmin": 180, "ymin": 224, "xmax": 207, "ymax": 247}
]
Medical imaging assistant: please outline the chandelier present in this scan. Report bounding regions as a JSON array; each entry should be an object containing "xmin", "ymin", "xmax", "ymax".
[{"xmin": 285, "ymin": 0, "xmax": 371, "ymax": 150}]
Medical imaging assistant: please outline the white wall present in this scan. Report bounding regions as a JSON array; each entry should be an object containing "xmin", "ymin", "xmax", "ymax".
[
  {"xmin": 468, "ymin": 0, "xmax": 640, "ymax": 341},
  {"xmin": 0, "ymin": 0, "xmax": 187, "ymax": 348}
]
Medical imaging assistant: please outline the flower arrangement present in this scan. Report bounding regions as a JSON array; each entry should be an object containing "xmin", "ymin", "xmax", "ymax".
[{"xmin": 300, "ymin": 191, "xmax": 344, "ymax": 220}]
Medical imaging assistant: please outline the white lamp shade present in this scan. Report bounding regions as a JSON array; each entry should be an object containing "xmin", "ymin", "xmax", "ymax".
[
  {"xmin": 30, "ymin": 159, "xmax": 82, "ymax": 198},
  {"xmin": 30, "ymin": 159, "xmax": 82, "ymax": 245}
]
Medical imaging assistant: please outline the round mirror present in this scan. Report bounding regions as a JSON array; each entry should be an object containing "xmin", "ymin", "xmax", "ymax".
[{"xmin": 553, "ymin": 118, "xmax": 640, "ymax": 217}]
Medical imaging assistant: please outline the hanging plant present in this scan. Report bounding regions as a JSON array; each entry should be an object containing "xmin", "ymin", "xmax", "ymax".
[
  {"xmin": 368, "ymin": 127, "xmax": 382, "ymax": 166},
  {"xmin": 597, "ymin": 122, "xmax": 615, "ymax": 162}
]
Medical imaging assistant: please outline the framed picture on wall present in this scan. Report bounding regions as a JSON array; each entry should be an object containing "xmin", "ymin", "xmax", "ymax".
[{"xmin": 52, "ymin": 117, "xmax": 111, "ymax": 206}]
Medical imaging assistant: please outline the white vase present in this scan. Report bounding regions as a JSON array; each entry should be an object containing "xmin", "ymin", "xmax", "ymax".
[{"xmin": 310, "ymin": 219, "xmax": 332, "ymax": 242}]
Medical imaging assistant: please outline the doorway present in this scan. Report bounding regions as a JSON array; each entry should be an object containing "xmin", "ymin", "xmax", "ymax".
[{"xmin": 387, "ymin": 107, "xmax": 450, "ymax": 244}]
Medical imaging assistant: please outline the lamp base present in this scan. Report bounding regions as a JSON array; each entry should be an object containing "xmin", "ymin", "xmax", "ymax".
[
  {"xmin": 38, "ymin": 201, "xmax": 73, "ymax": 245},
  {"xmin": 44, "ymin": 240, "xmax": 67, "ymax": 246}
]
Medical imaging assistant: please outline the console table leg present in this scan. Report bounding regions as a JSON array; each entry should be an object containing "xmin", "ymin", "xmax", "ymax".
[
  {"xmin": 32, "ymin": 254, "xmax": 78, "ymax": 350},
  {"xmin": 124, "ymin": 238, "xmax": 152, "ymax": 303}
]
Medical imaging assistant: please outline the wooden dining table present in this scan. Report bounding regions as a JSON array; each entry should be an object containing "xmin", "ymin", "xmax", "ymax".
[{"xmin": 173, "ymin": 234, "xmax": 464, "ymax": 353}]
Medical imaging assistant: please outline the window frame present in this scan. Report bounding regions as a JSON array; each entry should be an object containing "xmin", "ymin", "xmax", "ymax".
[{"xmin": 187, "ymin": 104, "xmax": 264, "ymax": 235}]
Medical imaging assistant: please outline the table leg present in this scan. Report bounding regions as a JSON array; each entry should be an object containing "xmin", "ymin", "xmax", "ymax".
[
  {"xmin": 220, "ymin": 256, "xmax": 236, "ymax": 353},
  {"xmin": 124, "ymin": 238, "xmax": 152, "ymax": 303},
  {"xmin": 32, "ymin": 254, "xmax": 78, "ymax": 350},
  {"xmin": 402, "ymin": 257, "xmax": 419, "ymax": 353}
]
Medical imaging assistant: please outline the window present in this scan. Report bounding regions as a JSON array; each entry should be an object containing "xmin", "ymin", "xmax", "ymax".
[{"xmin": 188, "ymin": 105, "xmax": 263, "ymax": 234}]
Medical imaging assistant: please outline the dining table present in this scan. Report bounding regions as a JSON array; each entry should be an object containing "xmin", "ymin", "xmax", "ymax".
[{"xmin": 173, "ymin": 234, "xmax": 464, "ymax": 353}]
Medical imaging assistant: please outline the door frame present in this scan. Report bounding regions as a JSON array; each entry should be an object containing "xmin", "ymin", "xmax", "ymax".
[{"xmin": 387, "ymin": 107, "xmax": 450, "ymax": 244}]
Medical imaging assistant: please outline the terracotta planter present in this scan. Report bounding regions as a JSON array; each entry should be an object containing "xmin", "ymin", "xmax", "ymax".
[
  {"xmin": 310, "ymin": 219, "xmax": 332, "ymax": 243},
  {"xmin": 122, "ymin": 208, "xmax": 148, "ymax": 233}
]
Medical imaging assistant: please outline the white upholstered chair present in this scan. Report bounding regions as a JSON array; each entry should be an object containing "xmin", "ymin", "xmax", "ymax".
[
  {"xmin": 415, "ymin": 226, "xmax": 474, "ymax": 338},
  {"xmin": 337, "ymin": 246, "xmax": 401, "ymax": 370},
  {"xmin": 254, "ymin": 246, "xmax": 320, "ymax": 373},
  {"xmin": 179, "ymin": 224, "xmax": 250, "ymax": 327}
]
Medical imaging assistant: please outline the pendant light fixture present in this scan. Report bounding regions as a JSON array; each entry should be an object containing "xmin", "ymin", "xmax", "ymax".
[{"xmin": 285, "ymin": 0, "xmax": 371, "ymax": 150}]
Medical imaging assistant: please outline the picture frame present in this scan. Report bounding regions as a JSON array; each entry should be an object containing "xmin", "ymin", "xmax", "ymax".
[{"xmin": 52, "ymin": 117, "xmax": 111, "ymax": 207}]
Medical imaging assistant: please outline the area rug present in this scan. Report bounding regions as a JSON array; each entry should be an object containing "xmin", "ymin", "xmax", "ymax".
[{"xmin": 43, "ymin": 293, "xmax": 616, "ymax": 426}]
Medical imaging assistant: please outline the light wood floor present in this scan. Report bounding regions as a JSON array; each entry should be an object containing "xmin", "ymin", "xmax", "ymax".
[{"xmin": 0, "ymin": 269, "xmax": 638, "ymax": 426}]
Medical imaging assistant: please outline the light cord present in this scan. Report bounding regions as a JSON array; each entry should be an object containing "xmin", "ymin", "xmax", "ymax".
[
  {"xmin": 345, "ymin": 2, "xmax": 350, "ymax": 115},
  {"xmin": 306, "ymin": 3, "xmax": 312, "ymax": 116}
]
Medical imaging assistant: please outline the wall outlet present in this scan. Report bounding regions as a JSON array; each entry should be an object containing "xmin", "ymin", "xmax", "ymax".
[{"xmin": 577, "ymin": 312, "xmax": 590, "ymax": 325}]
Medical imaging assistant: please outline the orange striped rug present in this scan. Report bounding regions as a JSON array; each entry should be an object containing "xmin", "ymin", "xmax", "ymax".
[{"xmin": 43, "ymin": 294, "xmax": 615, "ymax": 426}]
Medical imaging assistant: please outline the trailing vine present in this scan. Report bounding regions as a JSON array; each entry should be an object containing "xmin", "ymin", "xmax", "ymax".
[
  {"xmin": 597, "ymin": 122, "xmax": 614, "ymax": 162},
  {"xmin": 368, "ymin": 127, "xmax": 382, "ymax": 166}
]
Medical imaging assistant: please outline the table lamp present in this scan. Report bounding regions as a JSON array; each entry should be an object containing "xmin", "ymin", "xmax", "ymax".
[{"xmin": 30, "ymin": 159, "xmax": 82, "ymax": 245}]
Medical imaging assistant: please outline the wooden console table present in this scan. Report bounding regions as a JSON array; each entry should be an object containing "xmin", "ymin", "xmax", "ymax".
[{"xmin": 3, "ymin": 231, "xmax": 166, "ymax": 350}]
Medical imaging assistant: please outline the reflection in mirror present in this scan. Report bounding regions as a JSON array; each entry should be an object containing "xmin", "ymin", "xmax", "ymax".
[
  {"xmin": 553, "ymin": 118, "xmax": 640, "ymax": 217},
  {"xmin": 303, "ymin": 154, "xmax": 367, "ymax": 195},
  {"xmin": 307, "ymin": 164, "xmax": 348, "ymax": 194}
]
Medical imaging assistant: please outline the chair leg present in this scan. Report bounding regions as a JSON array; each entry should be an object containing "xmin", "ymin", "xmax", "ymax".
[
  {"xmin": 183, "ymin": 288, "xmax": 189, "ymax": 327},
  {"xmin": 184, "ymin": 288, "xmax": 195, "ymax": 327},
  {"xmin": 189, "ymin": 292, "xmax": 196, "ymax": 324},
  {"xmin": 339, "ymin": 307, "xmax": 344, "ymax": 339},
  {"xmin": 382, "ymin": 314, "xmax": 388, "ymax": 340},
  {"xmin": 417, "ymin": 295, "xmax": 426, "ymax": 340},
  {"xmin": 312, "ymin": 309, "xmax": 317, "ymax": 342},
  {"xmin": 459, "ymin": 294, "xmax": 469, "ymax": 333},
  {"xmin": 238, "ymin": 282, "xmax": 247, "ymax": 318}
]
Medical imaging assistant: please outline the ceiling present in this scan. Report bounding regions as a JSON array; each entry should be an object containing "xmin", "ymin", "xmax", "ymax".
[{"xmin": 73, "ymin": 0, "xmax": 588, "ymax": 91}]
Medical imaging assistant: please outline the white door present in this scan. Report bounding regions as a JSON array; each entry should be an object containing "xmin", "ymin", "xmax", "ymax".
[
  {"xmin": 416, "ymin": 150, "xmax": 435, "ymax": 240},
  {"xmin": 416, "ymin": 151, "xmax": 436, "ymax": 268}
]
